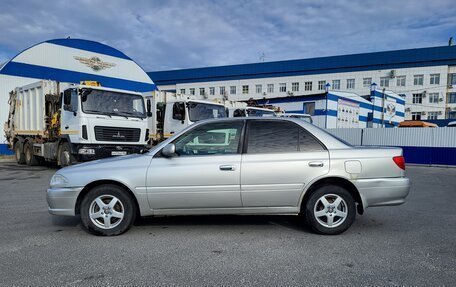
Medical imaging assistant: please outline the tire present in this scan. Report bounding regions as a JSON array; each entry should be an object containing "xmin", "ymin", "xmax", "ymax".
[
  {"xmin": 24, "ymin": 140, "xmax": 40, "ymax": 166},
  {"xmin": 304, "ymin": 185, "xmax": 356, "ymax": 235},
  {"xmin": 14, "ymin": 141, "xmax": 26, "ymax": 164},
  {"xmin": 80, "ymin": 184, "xmax": 136, "ymax": 236},
  {"xmin": 58, "ymin": 142, "xmax": 76, "ymax": 167}
]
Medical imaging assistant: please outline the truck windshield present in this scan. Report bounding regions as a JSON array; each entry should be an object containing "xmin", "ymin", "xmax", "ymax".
[
  {"xmin": 81, "ymin": 89, "xmax": 146, "ymax": 119},
  {"xmin": 188, "ymin": 102, "xmax": 226, "ymax": 122},
  {"xmin": 246, "ymin": 108, "xmax": 275, "ymax": 117}
]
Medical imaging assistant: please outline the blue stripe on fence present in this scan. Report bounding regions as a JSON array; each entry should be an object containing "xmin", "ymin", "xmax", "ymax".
[{"xmin": 401, "ymin": 146, "xmax": 456, "ymax": 165}]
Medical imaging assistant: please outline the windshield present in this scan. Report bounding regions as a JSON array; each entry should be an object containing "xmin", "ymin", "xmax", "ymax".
[
  {"xmin": 246, "ymin": 108, "xmax": 275, "ymax": 117},
  {"xmin": 188, "ymin": 102, "xmax": 227, "ymax": 122},
  {"xmin": 81, "ymin": 89, "xmax": 146, "ymax": 118}
]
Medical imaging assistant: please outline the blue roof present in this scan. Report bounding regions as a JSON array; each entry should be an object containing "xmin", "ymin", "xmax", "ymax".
[
  {"xmin": 46, "ymin": 39, "xmax": 132, "ymax": 60},
  {"xmin": 0, "ymin": 38, "xmax": 156, "ymax": 92},
  {"xmin": 148, "ymin": 46, "xmax": 456, "ymax": 86}
]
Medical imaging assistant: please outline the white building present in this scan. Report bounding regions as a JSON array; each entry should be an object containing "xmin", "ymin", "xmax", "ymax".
[{"xmin": 149, "ymin": 45, "xmax": 456, "ymax": 122}]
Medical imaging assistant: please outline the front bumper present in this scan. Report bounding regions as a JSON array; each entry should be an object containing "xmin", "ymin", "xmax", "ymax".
[
  {"xmin": 76, "ymin": 144, "xmax": 146, "ymax": 161},
  {"xmin": 46, "ymin": 186, "xmax": 84, "ymax": 216},
  {"xmin": 353, "ymin": 177, "xmax": 410, "ymax": 209}
]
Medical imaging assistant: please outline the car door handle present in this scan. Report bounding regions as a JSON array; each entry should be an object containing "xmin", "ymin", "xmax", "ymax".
[
  {"xmin": 219, "ymin": 165, "xmax": 236, "ymax": 171},
  {"xmin": 308, "ymin": 161, "xmax": 324, "ymax": 167}
]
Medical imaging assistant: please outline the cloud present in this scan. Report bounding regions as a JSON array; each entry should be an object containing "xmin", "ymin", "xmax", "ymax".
[{"xmin": 0, "ymin": 0, "xmax": 455, "ymax": 72}]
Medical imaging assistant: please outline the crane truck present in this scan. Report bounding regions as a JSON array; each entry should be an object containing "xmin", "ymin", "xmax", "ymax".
[{"xmin": 4, "ymin": 80, "xmax": 150, "ymax": 166}]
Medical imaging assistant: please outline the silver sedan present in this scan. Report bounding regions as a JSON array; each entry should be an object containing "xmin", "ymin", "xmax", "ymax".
[{"xmin": 47, "ymin": 117, "xmax": 410, "ymax": 236}]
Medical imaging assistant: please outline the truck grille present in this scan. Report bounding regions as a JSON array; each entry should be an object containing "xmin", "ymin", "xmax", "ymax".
[{"xmin": 94, "ymin": 126, "xmax": 141, "ymax": 142}]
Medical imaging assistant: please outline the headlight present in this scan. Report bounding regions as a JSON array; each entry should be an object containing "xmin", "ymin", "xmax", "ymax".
[{"xmin": 50, "ymin": 174, "xmax": 69, "ymax": 187}]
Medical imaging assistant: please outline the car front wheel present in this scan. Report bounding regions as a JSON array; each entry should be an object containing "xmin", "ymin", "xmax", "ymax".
[
  {"xmin": 304, "ymin": 185, "xmax": 356, "ymax": 235},
  {"xmin": 80, "ymin": 184, "xmax": 136, "ymax": 236}
]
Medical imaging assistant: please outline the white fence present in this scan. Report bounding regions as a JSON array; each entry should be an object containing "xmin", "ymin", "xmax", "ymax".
[{"xmin": 326, "ymin": 128, "xmax": 456, "ymax": 148}]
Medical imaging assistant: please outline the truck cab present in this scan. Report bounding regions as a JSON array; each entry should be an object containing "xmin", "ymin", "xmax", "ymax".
[
  {"xmin": 144, "ymin": 92, "xmax": 227, "ymax": 142},
  {"xmin": 60, "ymin": 84, "xmax": 149, "ymax": 162},
  {"xmin": 281, "ymin": 112, "xmax": 313, "ymax": 123},
  {"xmin": 245, "ymin": 106, "xmax": 277, "ymax": 117},
  {"xmin": 225, "ymin": 102, "xmax": 276, "ymax": 118}
]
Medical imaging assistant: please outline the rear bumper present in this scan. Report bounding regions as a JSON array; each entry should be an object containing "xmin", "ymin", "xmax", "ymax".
[
  {"xmin": 46, "ymin": 186, "xmax": 83, "ymax": 216},
  {"xmin": 353, "ymin": 177, "xmax": 410, "ymax": 209}
]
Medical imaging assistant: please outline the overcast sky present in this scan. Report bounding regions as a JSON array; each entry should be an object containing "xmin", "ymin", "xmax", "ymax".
[{"xmin": 0, "ymin": 0, "xmax": 455, "ymax": 71}]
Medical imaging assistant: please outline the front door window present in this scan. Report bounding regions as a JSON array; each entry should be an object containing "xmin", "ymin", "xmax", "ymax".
[{"xmin": 174, "ymin": 121, "xmax": 244, "ymax": 156}]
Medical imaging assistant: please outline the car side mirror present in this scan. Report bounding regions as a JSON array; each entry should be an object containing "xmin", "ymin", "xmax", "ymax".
[
  {"xmin": 147, "ymin": 111, "xmax": 153, "ymax": 117},
  {"xmin": 161, "ymin": 143, "xmax": 176, "ymax": 158}
]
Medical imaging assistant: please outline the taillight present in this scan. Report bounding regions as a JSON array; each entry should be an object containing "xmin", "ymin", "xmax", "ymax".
[{"xmin": 393, "ymin": 156, "xmax": 405, "ymax": 170}]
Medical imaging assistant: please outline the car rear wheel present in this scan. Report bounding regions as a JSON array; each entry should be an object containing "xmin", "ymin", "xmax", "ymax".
[
  {"xmin": 304, "ymin": 185, "xmax": 356, "ymax": 235},
  {"xmin": 80, "ymin": 184, "xmax": 136, "ymax": 236}
]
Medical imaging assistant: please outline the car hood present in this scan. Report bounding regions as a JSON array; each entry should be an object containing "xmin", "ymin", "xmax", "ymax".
[{"xmin": 58, "ymin": 153, "xmax": 152, "ymax": 174}]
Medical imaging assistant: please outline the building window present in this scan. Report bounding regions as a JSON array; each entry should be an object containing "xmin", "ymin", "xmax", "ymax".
[
  {"xmin": 279, "ymin": 83, "xmax": 286, "ymax": 92},
  {"xmin": 318, "ymin": 80, "xmax": 326, "ymax": 90},
  {"xmin": 230, "ymin": 86, "xmax": 236, "ymax": 95},
  {"xmin": 363, "ymin": 78, "xmax": 372, "ymax": 87},
  {"xmin": 199, "ymin": 88, "xmax": 205, "ymax": 96},
  {"xmin": 292, "ymin": 82, "xmax": 299, "ymax": 92},
  {"xmin": 412, "ymin": 93, "xmax": 423, "ymax": 104},
  {"xmin": 267, "ymin": 84, "xmax": 274, "ymax": 93},
  {"xmin": 429, "ymin": 93, "xmax": 439, "ymax": 103},
  {"xmin": 303, "ymin": 102, "xmax": 315, "ymax": 115},
  {"xmin": 189, "ymin": 88, "xmax": 195, "ymax": 95},
  {"xmin": 414, "ymin": 75, "xmax": 424, "ymax": 85},
  {"xmin": 209, "ymin": 87, "xmax": 215, "ymax": 95},
  {"xmin": 220, "ymin": 86, "xmax": 226, "ymax": 95},
  {"xmin": 332, "ymin": 80, "xmax": 340, "ymax": 90},
  {"xmin": 428, "ymin": 112, "xmax": 438, "ymax": 120},
  {"xmin": 448, "ymin": 93, "xmax": 456, "ymax": 103},
  {"xmin": 242, "ymin": 85, "xmax": 249, "ymax": 94},
  {"xmin": 449, "ymin": 112, "xmax": 456, "ymax": 119},
  {"xmin": 180, "ymin": 89, "xmax": 186, "ymax": 94},
  {"xmin": 347, "ymin": 79, "xmax": 355, "ymax": 89},
  {"xmin": 449, "ymin": 74, "xmax": 456, "ymax": 86},
  {"xmin": 305, "ymin": 81, "xmax": 312, "ymax": 91},
  {"xmin": 380, "ymin": 77, "xmax": 389, "ymax": 87},
  {"xmin": 396, "ymin": 76, "xmax": 406, "ymax": 87},
  {"xmin": 411, "ymin": 112, "xmax": 421, "ymax": 121},
  {"xmin": 430, "ymin": 74, "xmax": 440, "ymax": 85},
  {"xmin": 255, "ymin": 84, "xmax": 262, "ymax": 94}
]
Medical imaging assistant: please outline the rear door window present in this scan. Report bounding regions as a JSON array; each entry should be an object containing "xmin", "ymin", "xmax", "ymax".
[{"xmin": 246, "ymin": 120, "xmax": 324, "ymax": 154}]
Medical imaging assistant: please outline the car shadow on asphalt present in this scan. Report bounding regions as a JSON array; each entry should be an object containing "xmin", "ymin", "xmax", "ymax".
[
  {"xmin": 135, "ymin": 214, "xmax": 312, "ymax": 233},
  {"xmin": 51, "ymin": 215, "xmax": 81, "ymax": 227}
]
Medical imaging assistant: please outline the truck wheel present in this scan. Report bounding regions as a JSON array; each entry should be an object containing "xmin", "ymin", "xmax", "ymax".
[
  {"xmin": 24, "ymin": 140, "xmax": 39, "ymax": 166},
  {"xmin": 14, "ymin": 142, "xmax": 26, "ymax": 164},
  {"xmin": 304, "ymin": 185, "xmax": 356, "ymax": 235},
  {"xmin": 59, "ymin": 142, "xmax": 75, "ymax": 167},
  {"xmin": 80, "ymin": 184, "xmax": 136, "ymax": 236}
]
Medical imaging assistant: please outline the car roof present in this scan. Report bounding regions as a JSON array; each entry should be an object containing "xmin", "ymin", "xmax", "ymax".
[{"xmin": 193, "ymin": 117, "xmax": 350, "ymax": 149}]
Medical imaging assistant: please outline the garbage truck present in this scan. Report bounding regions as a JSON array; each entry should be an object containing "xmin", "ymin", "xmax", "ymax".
[{"xmin": 4, "ymin": 80, "xmax": 150, "ymax": 166}]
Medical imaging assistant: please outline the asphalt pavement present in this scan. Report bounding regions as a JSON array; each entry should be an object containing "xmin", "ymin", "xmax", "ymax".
[{"xmin": 0, "ymin": 162, "xmax": 455, "ymax": 286}]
